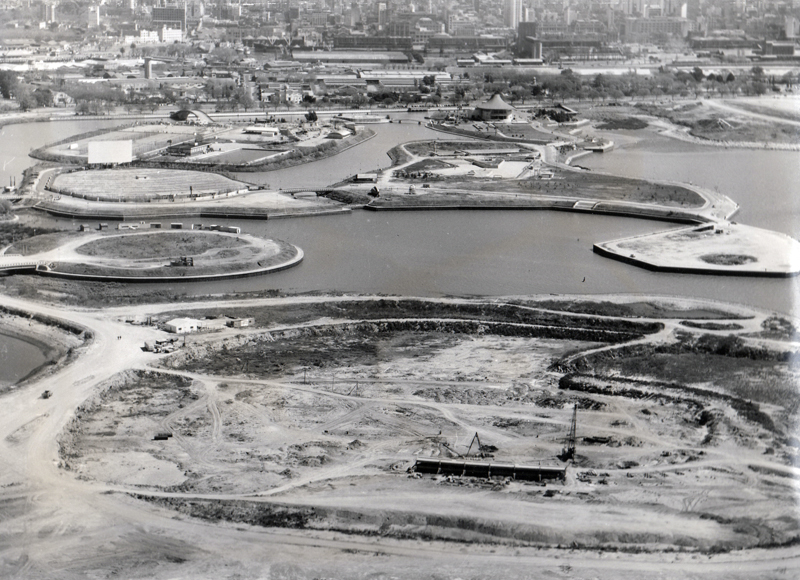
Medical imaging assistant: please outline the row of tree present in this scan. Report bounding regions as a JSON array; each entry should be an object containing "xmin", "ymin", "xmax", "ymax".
[
  {"xmin": 461, "ymin": 66, "xmax": 797, "ymax": 104},
  {"xmin": 2, "ymin": 65, "xmax": 797, "ymax": 114}
]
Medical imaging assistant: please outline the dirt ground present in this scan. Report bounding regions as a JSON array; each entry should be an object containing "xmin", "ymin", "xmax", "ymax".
[
  {"xmin": 0, "ymin": 293, "xmax": 798, "ymax": 579},
  {"xmin": 54, "ymin": 297, "xmax": 800, "ymax": 557},
  {"xmin": 585, "ymin": 101, "xmax": 800, "ymax": 145}
]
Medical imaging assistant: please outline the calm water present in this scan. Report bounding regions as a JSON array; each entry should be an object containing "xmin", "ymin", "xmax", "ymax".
[
  {"xmin": 578, "ymin": 132, "xmax": 800, "ymax": 237},
  {"xmin": 0, "ymin": 332, "xmax": 46, "ymax": 388},
  {"xmin": 2, "ymin": 119, "xmax": 799, "ymax": 384},
  {"xmin": 234, "ymin": 121, "xmax": 451, "ymax": 189},
  {"xmin": 0, "ymin": 118, "xmax": 125, "ymax": 188}
]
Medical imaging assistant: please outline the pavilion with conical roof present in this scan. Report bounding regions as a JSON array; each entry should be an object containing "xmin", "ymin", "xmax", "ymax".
[{"xmin": 473, "ymin": 93, "xmax": 514, "ymax": 122}]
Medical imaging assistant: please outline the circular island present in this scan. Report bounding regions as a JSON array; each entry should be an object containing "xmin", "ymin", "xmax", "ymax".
[
  {"xmin": 50, "ymin": 168, "xmax": 249, "ymax": 203},
  {"xmin": 1, "ymin": 230, "xmax": 302, "ymax": 282}
]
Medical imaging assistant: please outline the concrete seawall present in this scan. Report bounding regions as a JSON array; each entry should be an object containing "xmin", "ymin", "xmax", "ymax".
[
  {"xmin": 364, "ymin": 199, "xmax": 706, "ymax": 225},
  {"xmin": 37, "ymin": 248, "xmax": 304, "ymax": 284},
  {"xmin": 593, "ymin": 222, "xmax": 800, "ymax": 278},
  {"xmin": 592, "ymin": 244, "xmax": 798, "ymax": 278},
  {"xmin": 32, "ymin": 202, "xmax": 351, "ymax": 221}
]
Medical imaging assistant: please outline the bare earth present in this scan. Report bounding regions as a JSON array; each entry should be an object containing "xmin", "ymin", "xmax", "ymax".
[{"xmin": 0, "ymin": 293, "xmax": 798, "ymax": 579}]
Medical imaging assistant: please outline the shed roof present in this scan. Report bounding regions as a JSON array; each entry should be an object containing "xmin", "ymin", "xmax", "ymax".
[{"xmin": 166, "ymin": 317, "xmax": 200, "ymax": 327}]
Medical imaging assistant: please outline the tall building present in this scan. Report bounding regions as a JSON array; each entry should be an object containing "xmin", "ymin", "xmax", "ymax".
[
  {"xmin": 504, "ymin": 0, "xmax": 521, "ymax": 29},
  {"xmin": 377, "ymin": 2, "xmax": 389, "ymax": 26},
  {"xmin": 186, "ymin": 1, "xmax": 204, "ymax": 26},
  {"xmin": 152, "ymin": 2, "xmax": 187, "ymax": 30},
  {"xmin": 786, "ymin": 15, "xmax": 798, "ymax": 38},
  {"xmin": 41, "ymin": 3, "xmax": 56, "ymax": 23},
  {"xmin": 349, "ymin": 1, "xmax": 361, "ymax": 26},
  {"xmin": 87, "ymin": 5, "xmax": 100, "ymax": 28}
]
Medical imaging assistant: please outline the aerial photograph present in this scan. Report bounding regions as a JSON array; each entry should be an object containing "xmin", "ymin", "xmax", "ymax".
[{"xmin": 0, "ymin": 0, "xmax": 798, "ymax": 577}]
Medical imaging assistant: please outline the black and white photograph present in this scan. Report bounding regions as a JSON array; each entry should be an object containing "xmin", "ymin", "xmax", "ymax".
[{"xmin": 0, "ymin": 0, "xmax": 798, "ymax": 577}]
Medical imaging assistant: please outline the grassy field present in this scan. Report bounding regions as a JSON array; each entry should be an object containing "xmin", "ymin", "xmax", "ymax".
[
  {"xmin": 439, "ymin": 166, "xmax": 705, "ymax": 207},
  {"xmin": 74, "ymin": 231, "xmax": 247, "ymax": 260},
  {"xmin": 530, "ymin": 299, "xmax": 751, "ymax": 320},
  {"xmin": 595, "ymin": 117, "xmax": 649, "ymax": 130},
  {"xmin": 405, "ymin": 141, "xmax": 519, "ymax": 156},
  {"xmin": 1, "ymin": 224, "xmax": 62, "ymax": 253},
  {"xmin": 53, "ymin": 168, "xmax": 246, "ymax": 199},
  {"xmin": 46, "ymin": 124, "xmax": 211, "ymax": 159},
  {"xmin": 7, "ymin": 231, "xmax": 87, "ymax": 255}
]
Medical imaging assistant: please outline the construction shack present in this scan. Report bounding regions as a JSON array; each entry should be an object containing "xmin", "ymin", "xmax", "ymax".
[{"xmin": 413, "ymin": 459, "xmax": 566, "ymax": 482}]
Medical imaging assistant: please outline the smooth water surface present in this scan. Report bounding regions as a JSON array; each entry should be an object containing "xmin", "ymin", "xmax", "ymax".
[
  {"xmin": 6, "ymin": 118, "xmax": 800, "ymax": 319},
  {"xmin": 0, "ymin": 332, "xmax": 46, "ymax": 387}
]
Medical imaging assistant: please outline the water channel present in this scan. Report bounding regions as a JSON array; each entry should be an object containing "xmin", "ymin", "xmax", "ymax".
[
  {"xmin": 1, "ymin": 117, "xmax": 798, "ymax": 384},
  {"xmin": 0, "ymin": 331, "xmax": 47, "ymax": 389}
]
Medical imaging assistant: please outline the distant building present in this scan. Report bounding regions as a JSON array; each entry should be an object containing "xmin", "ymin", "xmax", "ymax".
[
  {"xmin": 504, "ymin": 0, "xmax": 522, "ymax": 29},
  {"xmin": 244, "ymin": 125, "xmax": 280, "ymax": 136},
  {"xmin": 761, "ymin": 41, "xmax": 795, "ymax": 57},
  {"xmin": 516, "ymin": 21, "xmax": 541, "ymax": 58},
  {"xmin": 152, "ymin": 3, "xmax": 186, "ymax": 31},
  {"xmin": 311, "ymin": 12, "xmax": 329, "ymax": 26},
  {"xmin": 186, "ymin": 0, "xmax": 204, "ymax": 27},
  {"xmin": 87, "ymin": 5, "xmax": 100, "ymax": 28},
  {"xmin": 377, "ymin": 2, "xmax": 388, "ymax": 26},
  {"xmin": 41, "ymin": 3, "xmax": 56, "ymax": 23},
  {"xmin": 623, "ymin": 16, "xmax": 694, "ymax": 40},
  {"xmin": 349, "ymin": 2, "xmax": 361, "ymax": 27},
  {"xmin": 140, "ymin": 30, "xmax": 160, "ymax": 43},
  {"xmin": 160, "ymin": 26, "xmax": 182, "ymax": 43}
]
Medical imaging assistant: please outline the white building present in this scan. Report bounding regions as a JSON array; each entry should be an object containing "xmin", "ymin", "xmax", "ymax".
[
  {"xmin": 160, "ymin": 26, "xmax": 183, "ymax": 43},
  {"xmin": 504, "ymin": 0, "xmax": 521, "ymax": 29},
  {"xmin": 87, "ymin": 5, "xmax": 100, "ymax": 28},
  {"xmin": 165, "ymin": 318, "xmax": 200, "ymax": 333}
]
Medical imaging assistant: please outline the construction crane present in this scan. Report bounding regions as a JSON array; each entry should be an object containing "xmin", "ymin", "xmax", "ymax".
[
  {"xmin": 442, "ymin": 432, "xmax": 493, "ymax": 459},
  {"xmin": 559, "ymin": 404, "xmax": 577, "ymax": 462}
]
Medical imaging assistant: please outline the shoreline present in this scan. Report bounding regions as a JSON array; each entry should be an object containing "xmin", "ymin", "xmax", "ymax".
[
  {"xmin": 0, "ymin": 311, "xmax": 83, "ymax": 391},
  {"xmin": 30, "ymin": 200, "xmax": 351, "ymax": 221},
  {"xmin": 38, "ymin": 246, "xmax": 304, "ymax": 283}
]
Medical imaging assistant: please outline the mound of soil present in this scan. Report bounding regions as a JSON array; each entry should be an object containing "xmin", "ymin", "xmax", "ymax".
[
  {"xmin": 700, "ymin": 253, "xmax": 757, "ymax": 266},
  {"xmin": 596, "ymin": 118, "xmax": 649, "ymax": 130}
]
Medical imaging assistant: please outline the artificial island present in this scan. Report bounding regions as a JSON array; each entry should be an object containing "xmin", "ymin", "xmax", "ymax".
[{"xmin": 0, "ymin": 93, "xmax": 798, "ymax": 580}]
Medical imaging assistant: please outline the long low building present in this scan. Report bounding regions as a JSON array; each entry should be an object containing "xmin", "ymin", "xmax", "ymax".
[
  {"xmin": 414, "ymin": 459, "xmax": 566, "ymax": 481},
  {"xmin": 292, "ymin": 51, "xmax": 410, "ymax": 65}
]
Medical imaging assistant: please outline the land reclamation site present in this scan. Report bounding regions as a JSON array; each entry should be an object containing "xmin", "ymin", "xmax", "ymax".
[
  {"xmin": 1, "ymin": 106, "xmax": 799, "ymax": 580},
  {"xmin": 7, "ymin": 116, "xmax": 798, "ymax": 279}
]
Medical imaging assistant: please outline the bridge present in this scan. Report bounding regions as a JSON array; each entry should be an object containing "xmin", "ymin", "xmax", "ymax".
[
  {"xmin": 170, "ymin": 109, "xmax": 215, "ymax": 124},
  {"xmin": 0, "ymin": 258, "xmax": 51, "ymax": 273},
  {"xmin": 279, "ymin": 188, "xmax": 337, "ymax": 196}
]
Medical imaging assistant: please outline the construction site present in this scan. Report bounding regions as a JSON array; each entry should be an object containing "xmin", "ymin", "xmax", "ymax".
[{"xmin": 50, "ymin": 295, "xmax": 799, "ymax": 556}]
